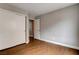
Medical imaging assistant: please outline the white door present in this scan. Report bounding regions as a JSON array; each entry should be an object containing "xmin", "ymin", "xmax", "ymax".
[
  {"xmin": 0, "ymin": 8, "xmax": 25, "ymax": 50},
  {"xmin": 34, "ymin": 19, "xmax": 40, "ymax": 39}
]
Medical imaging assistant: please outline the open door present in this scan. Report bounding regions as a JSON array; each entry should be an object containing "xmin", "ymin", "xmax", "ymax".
[{"xmin": 34, "ymin": 19, "xmax": 40, "ymax": 39}]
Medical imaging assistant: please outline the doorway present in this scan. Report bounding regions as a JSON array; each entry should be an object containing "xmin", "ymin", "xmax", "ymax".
[
  {"xmin": 29, "ymin": 19, "xmax": 40, "ymax": 42},
  {"xmin": 29, "ymin": 20, "xmax": 34, "ymax": 38}
]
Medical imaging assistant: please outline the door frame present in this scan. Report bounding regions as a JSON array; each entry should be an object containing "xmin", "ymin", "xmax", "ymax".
[{"xmin": 29, "ymin": 20, "xmax": 34, "ymax": 38}]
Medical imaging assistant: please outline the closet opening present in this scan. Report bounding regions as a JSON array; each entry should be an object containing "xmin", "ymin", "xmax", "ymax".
[{"xmin": 29, "ymin": 20, "xmax": 34, "ymax": 41}]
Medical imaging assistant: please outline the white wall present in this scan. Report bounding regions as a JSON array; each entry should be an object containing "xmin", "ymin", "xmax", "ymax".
[
  {"xmin": 40, "ymin": 4, "xmax": 79, "ymax": 49},
  {"xmin": 0, "ymin": 4, "xmax": 29, "ymax": 49},
  {"xmin": 0, "ymin": 3, "xmax": 29, "ymax": 44},
  {"xmin": 0, "ymin": 8, "xmax": 26, "ymax": 50},
  {"xmin": 34, "ymin": 19, "xmax": 40, "ymax": 39}
]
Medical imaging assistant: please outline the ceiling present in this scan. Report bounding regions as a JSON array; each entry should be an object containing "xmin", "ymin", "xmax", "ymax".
[{"xmin": 8, "ymin": 3, "xmax": 76, "ymax": 17}]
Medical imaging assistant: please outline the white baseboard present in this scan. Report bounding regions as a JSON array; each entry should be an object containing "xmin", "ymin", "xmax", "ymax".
[{"xmin": 35, "ymin": 38, "xmax": 79, "ymax": 50}]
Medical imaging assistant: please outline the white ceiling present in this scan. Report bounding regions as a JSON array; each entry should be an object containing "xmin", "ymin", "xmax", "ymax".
[{"xmin": 9, "ymin": 3, "xmax": 76, "ymax": 17}]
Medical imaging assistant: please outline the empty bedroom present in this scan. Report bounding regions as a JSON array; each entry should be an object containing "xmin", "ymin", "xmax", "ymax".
[{"xmin": 0, "ymin": 3, "xmax": 79, "ymax": 55}]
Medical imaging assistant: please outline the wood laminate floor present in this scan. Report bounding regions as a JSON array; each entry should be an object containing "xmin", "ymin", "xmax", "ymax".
[{"xmin": 0, "ymin": 37, "xmax": 79, "ymax": 55}]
